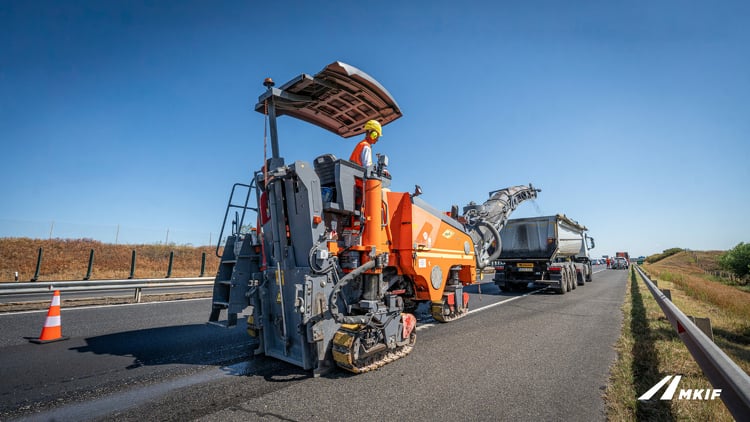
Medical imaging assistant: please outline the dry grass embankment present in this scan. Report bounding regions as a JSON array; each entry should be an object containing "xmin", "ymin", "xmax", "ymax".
[
  {"xmin": 644, "ymin": 250, "xmax": 750, "ymax": 322},
  {"xmin": 606, "ymin": 253, "xmax": 750, "ymax": 421},
  {"xmin": 0, "ymin": 238, "xmax": 221, "ymax": 282}
]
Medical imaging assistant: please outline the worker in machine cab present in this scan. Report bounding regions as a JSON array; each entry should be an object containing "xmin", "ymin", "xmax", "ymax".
[
  {"xmin": 349, "ymin": 120, "xmax": 382, "ymax": 215},
  {"xmin": 349, "ymin": 119, "xmax": 382, "ymax": 168}
]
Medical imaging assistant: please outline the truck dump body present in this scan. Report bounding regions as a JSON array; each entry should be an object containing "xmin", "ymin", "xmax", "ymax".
[
  {"xmin": 498, "ymin": 215, "xmax": 587, "ymax": 260},
  {"xmin": 494, "ymin": 214, "xmax": 593, "ymax": 294}
]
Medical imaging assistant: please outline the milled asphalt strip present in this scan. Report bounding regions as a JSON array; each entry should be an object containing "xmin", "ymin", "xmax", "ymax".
[{"xmin": 14, "ymin": 362, "xmax": 255, "ymax": 422}]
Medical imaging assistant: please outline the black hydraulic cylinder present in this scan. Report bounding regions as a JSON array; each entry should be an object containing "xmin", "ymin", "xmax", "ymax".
[
  {"xmin": 363, "ymin": 274, "xmax": 379, "ymax": 301},
  {"xmin": 263, "ymin": 79, "xmax": 280, "ymax": 159},
  {"xmin": 267, "ymin": 98, "xmax": 280, "ymax": 159}
]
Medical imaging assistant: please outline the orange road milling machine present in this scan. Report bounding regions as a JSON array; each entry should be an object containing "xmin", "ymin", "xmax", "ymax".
[{"xmin": 209, "ymin": 62, "xmax": 540, "ymax": 375}]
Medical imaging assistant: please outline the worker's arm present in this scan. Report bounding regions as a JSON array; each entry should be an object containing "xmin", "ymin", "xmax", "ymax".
[{"xmin": 361, "ymin": 145, "xmax": 372, "ymax": 167}]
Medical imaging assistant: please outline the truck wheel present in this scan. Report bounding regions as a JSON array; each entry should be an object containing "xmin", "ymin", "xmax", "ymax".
[
  {"xmin": 576, "ymin": 272, "xmax": 584, "ymax": 286},
  {"xmin": 567, "ymin": 271, "xmax": 573, "ymax": 292},
  {"xmin": 558, "ymin": 273, "xmax": 566, "ymax": 295}
]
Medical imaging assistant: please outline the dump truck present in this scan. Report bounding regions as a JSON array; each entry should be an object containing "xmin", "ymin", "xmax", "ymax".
[
  {"xmin": 492, "ymin": 214, "xmax": 595, "ymax": 294},
  {"xmin": 207, "ymin": 61, "xmax": 540, "ymax": 375}
]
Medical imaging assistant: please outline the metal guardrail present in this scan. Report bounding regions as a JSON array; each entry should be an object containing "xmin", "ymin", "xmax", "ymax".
[
  {"xmin": 0, "ymin": 277, "xmax": 214, "ymax": 301},
  {"xmin": 634, "ymin": 265, "xmax": 750, "ymax": 419}
]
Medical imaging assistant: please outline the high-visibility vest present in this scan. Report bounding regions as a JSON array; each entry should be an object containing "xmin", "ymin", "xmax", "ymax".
[{"xmin": 349, "ymin": 140, "xmax": 371, "ymax": 166}]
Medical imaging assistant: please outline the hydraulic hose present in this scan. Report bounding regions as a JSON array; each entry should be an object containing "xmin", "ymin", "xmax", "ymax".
[{"xmin": 475, "ymin": 220, "xmax": 503, "ymax": 270}]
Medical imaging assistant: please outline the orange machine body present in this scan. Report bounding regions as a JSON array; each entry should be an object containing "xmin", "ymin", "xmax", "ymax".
[
  {"xmin": 347, "ymin": 172, "xmax": 478, "ymax": 302},
  {"xmin": 383, "ymin": 190, "xmax": 477, "ymax": 301}
]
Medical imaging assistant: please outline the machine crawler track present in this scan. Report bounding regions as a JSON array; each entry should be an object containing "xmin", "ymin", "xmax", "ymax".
[
  {"xmin": 332, "ymin": 325, "xmax": 416, "ymax": 374},
  {"xmin": 430, "ymin": 298, "xmax": 470, "ymax": 323}
]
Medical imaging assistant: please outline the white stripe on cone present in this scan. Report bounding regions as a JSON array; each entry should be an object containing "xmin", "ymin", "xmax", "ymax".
[
  {"xmin": 44, "ymin": 316, "xmax": 61, "ymax": 327},
  {"xmin": 51, "ymin": 295, "xmax": 61, "ymax": 306}
]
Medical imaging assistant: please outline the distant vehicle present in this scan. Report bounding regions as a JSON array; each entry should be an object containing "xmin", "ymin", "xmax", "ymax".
[{"xmin": 612, "ymin": 257, "xmax": 628, "ymax": 269}]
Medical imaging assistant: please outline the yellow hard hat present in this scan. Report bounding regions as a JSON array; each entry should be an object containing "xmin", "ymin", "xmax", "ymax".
[{"xmin": 363, "ymin": 120, "xmax": 382, "ymax": 138}]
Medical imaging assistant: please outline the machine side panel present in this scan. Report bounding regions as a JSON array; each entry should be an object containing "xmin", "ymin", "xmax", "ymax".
[
  {"xmin": 259, "ymin": 267, "xmax": 313, "ymax": 369},
  {"xmin": 389, "ymin": 196, "xmax": 476, "ymax": 301},
  {"xmin": 285, "ymin": 161, "xmax": 326, "ymax": 267},
  {"xmin": 257, "ymin": 162, "xmax": 327, "ymax": 370}
]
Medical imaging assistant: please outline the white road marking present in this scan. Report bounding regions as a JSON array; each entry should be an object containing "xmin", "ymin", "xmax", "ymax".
[{"xmin": 417, "ymin": 289, "xmax": 542, "ymax": 331}]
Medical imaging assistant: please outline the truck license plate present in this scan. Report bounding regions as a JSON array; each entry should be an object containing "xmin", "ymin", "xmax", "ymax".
[
  {"xmin": 517, "ymin": 263, "xmax": 534, "ymax": 268},
  {"xmin": 517, "ymin": 268, "xmax": 533, "ymax": 272}
]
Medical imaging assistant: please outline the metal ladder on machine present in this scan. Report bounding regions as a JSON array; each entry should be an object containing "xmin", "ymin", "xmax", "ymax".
[{"xmin": 208, "ymin": 179, "xmax": 260, "ymax": 327}]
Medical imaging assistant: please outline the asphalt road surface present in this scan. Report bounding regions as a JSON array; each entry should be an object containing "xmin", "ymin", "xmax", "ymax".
[{"xmin": 0, "ymin": 266, "xmax": 626, "ymax": 421}]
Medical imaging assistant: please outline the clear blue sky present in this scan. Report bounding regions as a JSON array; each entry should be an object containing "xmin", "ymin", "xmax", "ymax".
[{"xmin": 1, "ymin": 1, "xmax": 749, "ymax": 258}]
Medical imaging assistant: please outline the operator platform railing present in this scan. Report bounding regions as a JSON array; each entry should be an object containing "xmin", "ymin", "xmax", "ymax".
[{"xmin": 634, "ymin": 265, "xmax": 750, "ymax": 419}]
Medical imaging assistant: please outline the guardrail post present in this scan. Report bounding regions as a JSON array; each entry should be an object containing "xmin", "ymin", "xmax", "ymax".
[
  {"xmin": 689, "ymin": 316, "xmax": 714, "ymax": 342},
  {"xmin": 166, "ymin": 251, "xmax": 174, "ymax": 278},
  {"xmin": 200, "ymin": 252, "xmax": 206, "ymax": 277},
  {"xmin": 134, "ymin": 287, "xmax": 142, "ymax": 303},
  {"xmin": 31, "ymin": 247, "xmax": 43, "ymax": 282},
  {"xmin": 84, "ymin": 249, "xmax": 95, "ymax": 280},
  {"xmin": 661, "ymin": 289, "xmax": 671, "ymax": 301},
  {"xmin": 128, "ymin": 250, "xmax": 136, "ymax": 279}
]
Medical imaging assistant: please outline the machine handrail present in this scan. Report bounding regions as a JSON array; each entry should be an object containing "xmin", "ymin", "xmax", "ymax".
[{"xmin": 215, "ymin": 181, "xmax": 257, "ymax": 257}]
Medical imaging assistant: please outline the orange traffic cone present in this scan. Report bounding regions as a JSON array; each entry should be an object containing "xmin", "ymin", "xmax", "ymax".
[{"xmin": 30, "ymin": 290, "xmax": 69, "ymax": 344}]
